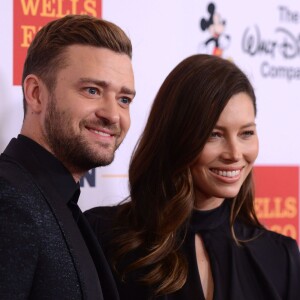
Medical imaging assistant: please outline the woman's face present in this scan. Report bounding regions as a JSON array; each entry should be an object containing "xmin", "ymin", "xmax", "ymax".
[{"xmin": 190, "ymin": 92, "xmax": 259, "ymax": 210}]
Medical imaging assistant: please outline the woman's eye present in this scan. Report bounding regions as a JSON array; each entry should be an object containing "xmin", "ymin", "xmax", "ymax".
[
  {"xmin": 210, "ymin": 131, "xmax": 221, "ymax": 138},
  {"xmin": 242, "ymin": 130, "xmax": 255, "ymax": 137}
]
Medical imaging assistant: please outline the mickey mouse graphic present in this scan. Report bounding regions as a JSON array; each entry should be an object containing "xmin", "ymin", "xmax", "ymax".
[{"xmin": 200, "ymin": 2, "xmax": 230, "ymax": 57}]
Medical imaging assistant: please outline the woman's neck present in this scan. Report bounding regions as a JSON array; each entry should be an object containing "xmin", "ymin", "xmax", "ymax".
[{"xmin": 194, "ymin": 197, "xmax": 225, "ymax": 211}]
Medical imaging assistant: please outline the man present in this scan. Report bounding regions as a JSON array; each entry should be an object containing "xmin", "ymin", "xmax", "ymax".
[{"xmin": 0, "ymin": 15, "xmax": 135, "ymax": 299}]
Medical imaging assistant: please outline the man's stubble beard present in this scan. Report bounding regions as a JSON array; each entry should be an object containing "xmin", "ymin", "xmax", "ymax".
[{"xmin": 44, "ymin": 95, "xmax": 121, "ymax": 174}]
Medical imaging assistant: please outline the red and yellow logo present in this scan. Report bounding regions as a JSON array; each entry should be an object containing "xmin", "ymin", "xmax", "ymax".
[
  {"xmin": 13, "ymin": 0, "xmax": 102, "ymax": 85},
  {"xmin": 253, "ymin": 166, "xmax": 299, "ymax": 244}
]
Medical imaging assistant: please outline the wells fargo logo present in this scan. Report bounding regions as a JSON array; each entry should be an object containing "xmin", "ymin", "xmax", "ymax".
[
  {"xmin": 13, "ymin": 0, "xmax": 102, "ymax": 85},
  {"xmin": 253, "ymin": 166, "xmax": 299, "ymax": 244}
]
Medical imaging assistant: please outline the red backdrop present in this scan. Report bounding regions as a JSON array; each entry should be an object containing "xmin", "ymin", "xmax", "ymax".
[{"xmin": 254, "ymin": 166, "xmax": 299, "ymax": 244}]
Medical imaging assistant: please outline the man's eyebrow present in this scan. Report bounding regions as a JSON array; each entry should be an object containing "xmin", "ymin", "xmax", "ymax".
[
  {"xmin": 120, "ymin": 87, "xmax": 136, "ymax": 97},
  {"xmin": 79, "ymin": 77, "xmax": 136, "ymax": 97}
]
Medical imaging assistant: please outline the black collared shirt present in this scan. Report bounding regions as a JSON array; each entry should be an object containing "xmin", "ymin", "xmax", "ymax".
[
  {"xmin": 17, "ymin": 134, "xmax": 80, "ymax": 205},
  {"xmin": 1, "ymin": 134, "xmax": 106, "ymax": 299}
]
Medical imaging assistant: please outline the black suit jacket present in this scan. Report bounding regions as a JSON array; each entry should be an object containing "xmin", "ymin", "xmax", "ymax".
[{"xmin": 0, "ymin": 136, "xmax": 119, "ymax": 300}]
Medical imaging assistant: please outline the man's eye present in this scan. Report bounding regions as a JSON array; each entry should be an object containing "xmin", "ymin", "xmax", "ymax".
[
  {"xmin": 119, "ymin": 97, "xmax": 131, "ymax": 105},
  {"xmin": 87, "ymin": 87, "xmax": 98, "ymax": 95}
]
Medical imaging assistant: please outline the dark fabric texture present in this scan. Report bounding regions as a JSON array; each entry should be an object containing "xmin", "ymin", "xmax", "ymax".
[
  {"xmin": 85, "ymin": 200, "xmax": 300, "ymax": 300},
  {"xmin": 0, "ymin": 136, "xmax": 118, "ymax": 300},
  {"xmin": 69, "ymin": 196, "xmax": 120, "ymax": 300}
]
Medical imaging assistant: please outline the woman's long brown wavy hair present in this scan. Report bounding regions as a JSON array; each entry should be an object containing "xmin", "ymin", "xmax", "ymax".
[{"xmin": 110, "ymin": 54, "xmax": 263, "ymax": 296}]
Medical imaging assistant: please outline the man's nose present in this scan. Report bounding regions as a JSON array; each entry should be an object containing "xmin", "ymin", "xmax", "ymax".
[{"xmin": 95, "ymin": 96, "xmax": 120, "ymax": 125}]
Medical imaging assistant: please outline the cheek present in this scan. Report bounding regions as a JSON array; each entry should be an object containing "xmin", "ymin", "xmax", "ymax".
[
  {"xmin": 121, "ymin": 111, "xmax": 131, "ymax": 133},
  {"xmin": 190, "ymin": 147, "xmax": 218, "ymax": 178},
  {"xmin": 190, "ymin": 165, "xmax": 205, "ymax": 187},
  {"xmin": 245, "ymin": 139, "xmax": 259, "ymax": 163},
  {"xmin": 190, "ymin": 152, "xmax": 213, "ymax": 179},
  {"xmin": 195, "ymin": 145, "xmax": 219, "ymax": 165},
  {"xmin": 62, "ymin": 108, "xmax": 80, "ymax": 124}
]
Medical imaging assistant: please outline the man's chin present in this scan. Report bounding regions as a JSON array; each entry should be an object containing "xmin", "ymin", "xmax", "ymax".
[
  {"xmin": 94, "ymin": 153, "xmax": 115, "ymax": 167},
  {"xmin": 96, "ymin": 158, "xmax": 114, "ymax": 167},
  {"xmin": 74, "ymin": 144, "xmax": 117, "ymax": 169}
]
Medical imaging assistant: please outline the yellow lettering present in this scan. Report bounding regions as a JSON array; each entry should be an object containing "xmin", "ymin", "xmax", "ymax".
[
  {"xmin": 40, "ymin": 0, "xmax": 56, "ymax": 17},
  {"xmin": 56, "ymin": 0, "xmax": 68, "ymax": 17},
  {"xmin": 49, "ymin": 0, "xmax": 80, "ymax": 18},
  {"xmin": 285, "ymin": 197, "xmax": 297, "ymax": 218},
  {"xmin": 21, "ymin": 0, "xmax": 40, "ymax": 16},
  {"xmin": 255, "ymin": 197, "xmax": 270, "ymax": 218},
  {"xmin": 21, "ymin": 25, "xmax": 37, "ymax": 47},
  {"xmin": 273, "ymin": 197, "xmax": 282, "ymax": 218},
  {"xmin": 82, "ymin": 0, "xmax": 97, "ymax": 16},
  {"xmin": 255, "ymin": 196, "xmax": 298, "ymax": 219},
  {"xmin": 71, "ymin": 0, "xmax": 79, "ymax": 14}
]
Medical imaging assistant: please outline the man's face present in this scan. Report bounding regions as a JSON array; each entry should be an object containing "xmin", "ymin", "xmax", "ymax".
[{"xmin": 40, "ymin": 45, "xmax": 135, "ymax": 178}]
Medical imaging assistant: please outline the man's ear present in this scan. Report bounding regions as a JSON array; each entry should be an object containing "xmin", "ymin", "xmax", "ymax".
[{"xmin": 23, "ymin": 74, "xmax": 46, "ymax": 113}]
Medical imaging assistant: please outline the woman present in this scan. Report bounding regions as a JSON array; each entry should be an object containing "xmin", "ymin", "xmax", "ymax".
[{"xmin": 85, "ymin": 54, "xmax": 300, "ymax": 300}]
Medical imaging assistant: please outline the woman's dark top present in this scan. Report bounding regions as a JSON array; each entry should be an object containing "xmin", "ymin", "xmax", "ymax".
[{"xmin": 85, "ymin": 200, "xmax": 300, "ymax": 300}]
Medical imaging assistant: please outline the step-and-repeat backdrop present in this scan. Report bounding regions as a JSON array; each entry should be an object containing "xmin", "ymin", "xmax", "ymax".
[{"xmin": 1, "ymin": 0, "xmax": 299, "ymax": 245}]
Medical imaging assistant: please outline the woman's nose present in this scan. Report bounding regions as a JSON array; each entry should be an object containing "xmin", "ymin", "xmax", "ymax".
[{"xmin": 221, "ymin": 139, "xmax": 242, "ymax": 162}]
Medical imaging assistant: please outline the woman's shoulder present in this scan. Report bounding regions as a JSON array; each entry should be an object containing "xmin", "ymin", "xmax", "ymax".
[
  {"xmin": 261, "ymin": 228, "xmax": 300, "ymax": 257},
  {"xmin": 257, "ymin": 227, "xmax": 298, "ymax": 248},
  {"xmin": 241, "ymin": 223, "xmax": 300, "ymax": 264},
  {"xmin": 236, "ymin": 218, "xmax": 297, "ymax": 247},
  {"xmin": 254, "ymin": 229, "xmax": 300, "ymax": 292},
  {"xmin": 235, "ymin": 220, "xmax": 299, "ymax": 261}
]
